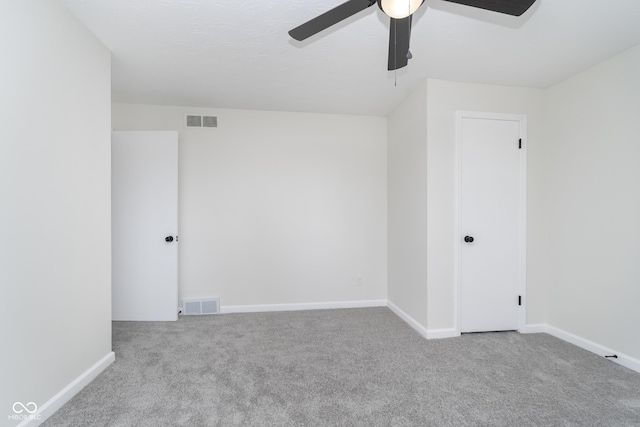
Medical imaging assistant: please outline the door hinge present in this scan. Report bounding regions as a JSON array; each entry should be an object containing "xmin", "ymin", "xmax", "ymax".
[
  {"xmin": 518, "ymin": 139, "xmax": 522, "ymax": 149},
  {"xmin": 518, "ymin": 295, "xmax": 522, "ymax": 306}
]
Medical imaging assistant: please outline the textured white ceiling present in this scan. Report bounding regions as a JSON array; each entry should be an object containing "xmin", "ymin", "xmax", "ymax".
[{"xmin": 60, "ymin": 0, "xmax": 640, "ymax": 116}]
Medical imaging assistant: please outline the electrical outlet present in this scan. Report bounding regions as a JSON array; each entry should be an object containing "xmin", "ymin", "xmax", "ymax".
[{"xmin": 357, "ymin": 274, "xmax": 364, "ymax": 287}]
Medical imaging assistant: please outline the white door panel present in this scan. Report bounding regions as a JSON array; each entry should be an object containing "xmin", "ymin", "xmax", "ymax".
[
  {"xmin": 459, "ymin": 114, "xmax": 524, "ymax": 333},
  {"xmin": 112, "ymin": 131, "xmax": 178, "ymax": 321}
]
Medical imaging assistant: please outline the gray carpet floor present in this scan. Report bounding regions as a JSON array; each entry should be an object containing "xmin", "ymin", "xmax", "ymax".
[{"xmin": 43, "ymin": 307, "xmax": 640, "ymax": 426}]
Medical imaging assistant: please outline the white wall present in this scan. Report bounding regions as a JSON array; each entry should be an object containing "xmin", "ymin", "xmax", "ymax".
[
  {"xmin": 0, "ymin": 0, "xmax": 112, "ymax": 423},
  {"xmin": 387, "ymin": 82, "xmax": 429, "ymax": 327},
  {"xmin": 112, "ymin": 104, "xmax": 387, "ymax": 308},
  {"xmin": 544, "ymin": 44, "xmax": 640, "ymax": 361},
  {"xmin": 425, "ymin": 80, "xmax": 546, "ymax": 331}
]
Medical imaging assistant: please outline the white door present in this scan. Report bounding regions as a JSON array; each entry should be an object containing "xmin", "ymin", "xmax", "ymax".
[
  {"xmin": 112, "ymin": 131, "xmax": 178, "ymax": 321},
  {"xmin": 458, "ymin": 112, "xmax": 525, "ymax": 333}
]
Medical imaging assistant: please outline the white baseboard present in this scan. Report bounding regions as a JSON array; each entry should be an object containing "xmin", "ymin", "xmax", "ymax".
[
  {"xmin": 386, "ymin": 301, "xmax": 459, "ymax": 340},
  {"xmin": 19, "ymin": 352, "xmax": 115, "ymax": 427},
  {"xmin": 520, "ymin": 324, "xmax": 640, "ymax": 374},
  {"xmin": 387, "ymin": 300, "xmax": 429, "ymax": 339},
  {"xmin": 544, "ymin": 325, "xmax": 640, "ymax": 374},
  {"xmin": 220, "ymin": 299, "xmax": 387, "ymax": 314},
  {"xmin": 426, "ymin": 328, "xmax": 460, "ymax": 339},
  {"xmin": 520, "ymin": 323, "xmax": 547, "ymax": 334}
]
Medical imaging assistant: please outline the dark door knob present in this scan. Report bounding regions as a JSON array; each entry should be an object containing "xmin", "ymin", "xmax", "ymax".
[
  {"xmin": 165, "ymin": 236, "xmax": 174, "ymax": 242},
  {"xmin": 464, "ymin": 236, "xmax": 474, "ymax": 243}
]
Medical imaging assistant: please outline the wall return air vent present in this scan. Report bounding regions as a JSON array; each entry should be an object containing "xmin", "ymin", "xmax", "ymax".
[
  {"xmin": 185, "ymin": 114, "xmax": 218, "ymax": 128},
  {"xmin": 182, "ymin": 297, "xmax": 220, "ymax": 315}
]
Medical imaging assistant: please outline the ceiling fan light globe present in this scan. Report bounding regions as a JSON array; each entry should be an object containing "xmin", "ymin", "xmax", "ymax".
[{"xmin": 378, "ymin": 0, "xmax": 423, "ymax": 19}]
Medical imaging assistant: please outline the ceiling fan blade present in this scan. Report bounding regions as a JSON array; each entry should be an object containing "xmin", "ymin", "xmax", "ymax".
[
  {"xmin": 289, "ymin": 0, "xmax": 376, "ymax": 41},
  {"xmin": 388, "ymin": 16, "xmax": 411, "ymax": 71},
  {"xmin": 441, "ymin": 0, "xmax": 536, "ymax": 16}
]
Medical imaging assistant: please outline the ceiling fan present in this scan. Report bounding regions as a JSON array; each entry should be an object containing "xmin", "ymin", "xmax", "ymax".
[{"xmin": 289, "ymin": 0, "xmax": 537, "ymax": 70}]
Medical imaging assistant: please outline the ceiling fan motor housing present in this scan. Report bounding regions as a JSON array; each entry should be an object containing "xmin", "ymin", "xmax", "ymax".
[{"xmin": 378, "ymin": 0, "xmax": 425, "ymax": 19}]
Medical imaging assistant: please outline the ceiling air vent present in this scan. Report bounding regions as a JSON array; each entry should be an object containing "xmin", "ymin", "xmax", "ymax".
[{"xmin": 185, "ymin": 114, "xmax": 217, "ymax": 128}]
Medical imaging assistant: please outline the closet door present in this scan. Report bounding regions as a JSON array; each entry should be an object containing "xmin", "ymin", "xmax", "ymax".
[
  {"xmin": 458, "ymin": 113, "xmax": 526, "ymax": 333},
  {"xmin": 112, "ymin": 131, "xmax": 178, "ymax": 321}
]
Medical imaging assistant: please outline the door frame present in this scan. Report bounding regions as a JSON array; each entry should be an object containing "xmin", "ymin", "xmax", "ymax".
[{"xmin": 454, "ymin": 111, "xmax": 527, "ymax": 334}]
